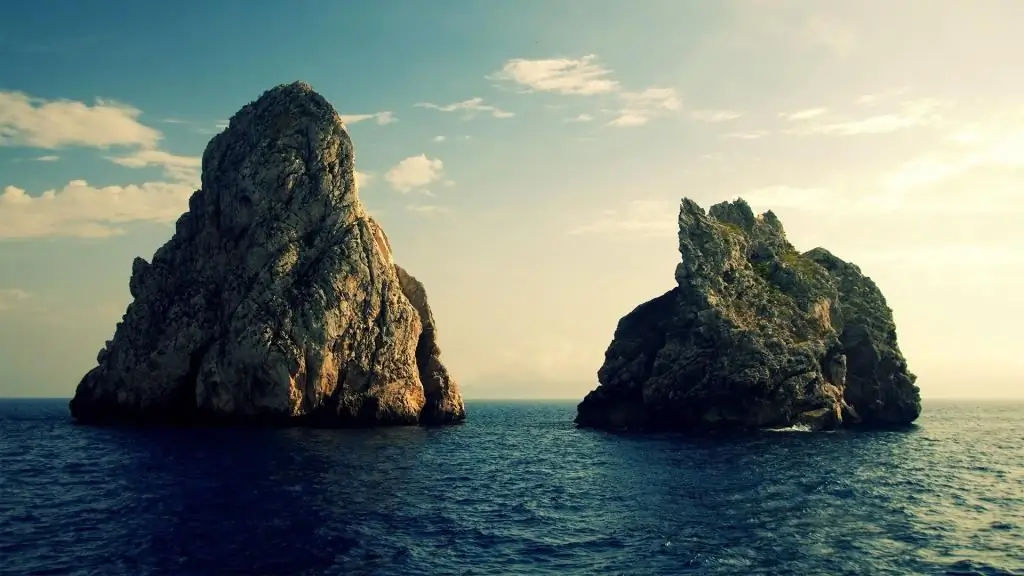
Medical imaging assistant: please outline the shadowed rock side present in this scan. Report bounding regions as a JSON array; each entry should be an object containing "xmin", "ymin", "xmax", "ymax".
[
  {"xmin": 69, "ymin": 81, "xmax": 465, "ymax": 427},
  {"xmin": 576, "ymin": 197, "xmax": 920, "ymax": 433}
]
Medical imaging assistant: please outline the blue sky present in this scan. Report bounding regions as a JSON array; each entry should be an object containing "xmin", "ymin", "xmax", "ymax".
[{"xmin": 2, "ymin": 0, "xmax": 1023, "ymax": 398}]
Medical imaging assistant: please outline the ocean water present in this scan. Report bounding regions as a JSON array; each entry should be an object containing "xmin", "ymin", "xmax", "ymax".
[{"xmin": 0, "ymin": 399, "xmax": 1021, "ymax": 576}]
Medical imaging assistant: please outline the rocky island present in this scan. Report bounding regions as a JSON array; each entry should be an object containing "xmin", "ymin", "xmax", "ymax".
[
  {"xmin": 69, "ymin": 82, "xmax": 466, "ymax": 427},
  {"xmin": 576, "ymin": 198, "xmax": 921, "ymax": 432}
]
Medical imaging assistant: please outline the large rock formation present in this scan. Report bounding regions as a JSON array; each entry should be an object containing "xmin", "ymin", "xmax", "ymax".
[
  {"xmin": 576, "ymin": 198, "xmax": 920, "ymax": 433},
  {"xmin": 69, "ymin": 81, "xmax": 466, "ymax": 427}
]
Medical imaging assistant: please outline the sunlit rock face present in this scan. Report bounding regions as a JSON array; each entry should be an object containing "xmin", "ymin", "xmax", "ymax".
[
  {"xmin": 70, "ymin": 81, "xmax": 465, "ymax": 427},
  {"xmin": 576, "ymin": 197, "xmax": 920, "ymax": 433}
]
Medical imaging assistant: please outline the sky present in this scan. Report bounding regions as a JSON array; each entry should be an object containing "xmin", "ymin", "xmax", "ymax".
[{"xmin": 1, "ymin": 0, "xmax": 1022, "ymax": 400}]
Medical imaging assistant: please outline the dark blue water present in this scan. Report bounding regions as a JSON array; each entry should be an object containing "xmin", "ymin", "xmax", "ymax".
[{"xmin": 0, "ymin": 399, "xmax": 1021, "ymax": 576}]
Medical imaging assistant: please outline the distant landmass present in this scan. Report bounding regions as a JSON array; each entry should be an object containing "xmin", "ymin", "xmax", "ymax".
[
  {"xmin": 69, "ymin": 82, "xmax": 466, "ymax": 428},
  {"xmin": 576, "ymin": 197, "xmax": 921, "ymax": 432}
]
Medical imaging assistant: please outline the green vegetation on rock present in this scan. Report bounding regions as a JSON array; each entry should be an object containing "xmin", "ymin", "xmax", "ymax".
[{"xmin": 577, "ymin": 197, "xmax": 921, "ymax": 433}]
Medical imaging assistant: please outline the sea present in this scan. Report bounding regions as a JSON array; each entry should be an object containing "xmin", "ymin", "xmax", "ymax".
[{"xmin": 0, "ymin": 398, "xmax": 1020, "ymax": 576}]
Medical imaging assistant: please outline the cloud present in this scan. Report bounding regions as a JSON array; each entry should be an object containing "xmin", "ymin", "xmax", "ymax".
[
  {"xmin": 33, "ymin": 155, "xmax": 59, "ymax": 162},
  {"xmin": 0, "ymin": 90, "xmax": 161, "ymax": 149},
  {"xmin": 779, "ymin": 107, "xmax": 827, "ymax": 121},
  {"xmin": 433, "ymin": 135, "xmax": 446, "ymax": 142},
  {"xmin": 0, "ymin": 180, "xmax": 193, "ymax": 239},
  {"xmin": 853, "ymin": 88, "xmax": 910, "ymax": 107},
  {"xmin": 741, "ymin": 186, "xmax": 831, "ymax": 211},
  {"xmin": 569, "ymin": 199, "xmax": 678, "ymax": 237},
  {"xmin": 789, "ymin": 99, "xmax": 947, "ymax": 136},
  {"xmin": 488, "ymin": 54, "xmax": 619, "ymax": 95},
  {"xmin": 492, "ymin": 53, "xmax": 703, "ymax": 128},
  {"xmin": 723, "ymin": 131, "xmax": 769, "ymax": 140},
  {"xmin": 608, "ymin": 88, "xmax": 682, "ymax": 127},
  {"xmin": 0, "ymin": 288, "xmax": 31, "ymax": 312},
  {"xmin": 107, "ymin": 149, "xmax": 201, "ymax": 186},
  {"xmin": 801, "ymin": 14, "xmax": 858, "ymax": 57},
  {"xmin": 405, "ymin": 204, "xmax": 449, "ymax": 215},
  {"xmin": 415, "ymin": 98, "xmax": 514, "ymax": 119},
  {"xmin": 385, "ymin": 154, "xmax": 445, "ymax": 193},
  {"xmin": 690, "ymin": 109, "xmax": 742, "ymax": 123},
  {"xmin": 339, "ymin": 111, "xmax": 397, "ymax": 125},
  {"xmin": 354, "ymin": 171, "xmax": 372, "ymax": 189}
]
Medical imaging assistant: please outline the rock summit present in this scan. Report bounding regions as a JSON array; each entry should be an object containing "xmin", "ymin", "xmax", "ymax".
[
  {"xmin": 576, "ymin": 198, "xmax": 921, "ymax": 432},
  {"xmin": 70, "ymin": 81, "xmax": 466, "ymax": 427}
]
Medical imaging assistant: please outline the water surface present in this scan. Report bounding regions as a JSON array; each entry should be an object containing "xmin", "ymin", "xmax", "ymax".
[{"xmin": 1, "ymin": 398, "xmax": 1021, "ymax": 575}]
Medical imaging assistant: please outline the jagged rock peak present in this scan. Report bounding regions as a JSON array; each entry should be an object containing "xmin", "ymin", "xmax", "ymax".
[
  {"xmin": 69, "ymin": 81, "xmax": 465, "ymax": 428},
  {"xmin": 576, "ymin": 196, "xmax": 920, "ymax": 433}
]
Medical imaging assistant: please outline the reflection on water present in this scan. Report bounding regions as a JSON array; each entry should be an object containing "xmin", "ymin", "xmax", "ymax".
[{"xmin": 0, "ymin": 399, "xmax": 1021, "ymax": 575}]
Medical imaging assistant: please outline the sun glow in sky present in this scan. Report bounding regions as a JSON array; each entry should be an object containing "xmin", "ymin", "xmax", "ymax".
[{"xmin": 1, "ymin": 0, "xmax": 1022, "ymax": 399}]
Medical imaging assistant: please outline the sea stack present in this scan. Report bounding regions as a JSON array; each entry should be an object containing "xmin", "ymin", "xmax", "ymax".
[
  {"xmin": 576, "ymin": 197, "xmax": 920, "ymax": 432},
  {"xmin": 69, "ymin": 81, "xmax": 466, "ymax": 427}
]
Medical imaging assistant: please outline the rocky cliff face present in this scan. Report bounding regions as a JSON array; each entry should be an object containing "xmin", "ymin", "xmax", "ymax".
[
  {"xmin": 69, "ymin": 81, "xmax": 466, "ymax": 427},
  {"xmin": 576, "ymin": 198, "xmax": 920, "ymax": 432}
]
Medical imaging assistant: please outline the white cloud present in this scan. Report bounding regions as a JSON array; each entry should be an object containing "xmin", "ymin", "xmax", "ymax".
[
  {"xmin": 608, "ymin": 88, "xmax": 682, "ymax": 127},
  {"xmin": 433, "ymin": 135, "xmax": 446, "ymax": 142},
  {"xmin": 354, "ymin": 171, "xmax": 372, "ymax": 189},
  {"xmin": 0, "ymin": 288, "xmax": 31, "ymax": 312},
  {"xmin": 488, "ymin": 54, "xmax": 619, "ymax": 95},
  {"xmin": 690, "ymin": 109, "xmax": 742, "ymax": 123},
  {"xmin": 405, "ymin": 204, "xmax": 449, "ymax": 215},
  {"xmin": 723, "ymin": 131, "xmax": 769, "ymax": 140},
  {"xmin": 0, "ymin": 90, "xmax": 161, "ymax": 149},
  {"xmin": 34, "ymin": 155, "xmax": 59, "ymax": 162},
  {"xmin": 569, "ymin": 199, "xmax": 678, "ymax": 237},
  {"xmin": 741, "ymin": 186, "xmax": 831, "ymax": 211},
  {"xmin": 567, "ymin": 113, "xmax": 593, "ymax": 123},
  {"xmin": 339, "ymin": 111, "xmax": 397, "ymax": 125},
  {"xmin": 779, "ymin": 107, "xmax": 827, "ymax": 121},
  {"xmin": 801, "ymin": 14, "xmax": 858, "ymax": 57},
  {"xmin": 385, "ymin": 154, "xmax": 445, "ymax": 193},
  {"xmin": 0, "ymin": 180, "xmax": 193, "ymax": 239},
  {"xmin": 857, "ymin": 245, "xmax": 1024, "ymax": 269},
  {"xmin": 107, "ymin": 149, "xmax": 201, "ymax": 186},
  {"xmin": 790, "ymin": 99, "xmax": 947, "ymax": 136},
  {"xmin": 415, "ymin": 98, "xmax": 514, "ymax": 119}
]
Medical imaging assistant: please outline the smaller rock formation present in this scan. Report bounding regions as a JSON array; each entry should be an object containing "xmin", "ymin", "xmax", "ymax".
[
  {"xmin": 69, "ymin": 81, "xmax": 465, "ymax": 427},
  {"xmin": 576, "ymin": 197, "xmax": 920, "ymax": 432}
]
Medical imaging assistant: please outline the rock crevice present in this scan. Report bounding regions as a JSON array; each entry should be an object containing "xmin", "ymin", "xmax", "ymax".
[
  {"xmin": 69, "ymin": 81, "xmax": 465, "ymax": 427},
  {"xmin": 576, "ymin": 197, "xmax": 920, "ymax": 432}
]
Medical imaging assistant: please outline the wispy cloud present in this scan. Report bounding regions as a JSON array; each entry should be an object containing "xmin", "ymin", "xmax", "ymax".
[
  {"xmin": 354, "ymin": 171, "xmax": 372, "ymax": 189},
  {"xmin": 339, "ymin": 111, "xmax": 397, "ymax": 125},
  {"xmin": 607, "ymin": 88, "xmax": 682, "ymax": 127},
  {"xmin": 741, "ymin": 186, "xmax": 831, "ymax": 211},
  {"xmin": 0, "ymin": 288, "xmax": 31, "ymax": 312},
  {"xmin": 491, "ymin": 54, "xmax": 695, "ymax": 128},
  {"xmin": 566, "ymin": 113, "xmax": 593, "ymax": 123},
  {"xmin": 432, "ymin": 135, "xmax": 446, "ymax": 142},
  {"xmin": 722, "ymin": 131, "xmax": 769, "ymax": 140},
  {"xmin": 801, "ymin": 14, "xmax": 858, "ymax": 57},
  {"xmin": 33, "ymin": 155, "xmax": 59, "ymax": 162},
  {"xmin": 0, "ymin": 180, "xmax": 193, "ymax": 239},
  {"xmin": 0, "ymin": 90, "xmax": 161, "ymax": 149},
  {"xmin": 690, "ymin": 109, "xmax": 742, "ymax": 123},
  {"xmin": 569, "ymin": 199, "xmax": 678, "ymax": 237},
  {"xmin": 107, "ymin": 149, "xmax": 201, "ymax": 186},
  {"xmin": 779, "ymin": 107, "xmax": 827, "ymax": 121},
  {"xmin": 488, "ymin": 54, "xmax": 619, "ymax": 95},
  {"xmin": 415, "ymin": 98, "xmax": 514, "ymax": 119},
  {"xmin": 787, "ymin": 99, "xmax": 947, "ymax": 136},
  {"xmin": 385, "ymin": 154, "xmax": 446, "ymax": 193},
  {"xmin": 405, "ymin": 204, "xmax": 449, "ymax": 215}
]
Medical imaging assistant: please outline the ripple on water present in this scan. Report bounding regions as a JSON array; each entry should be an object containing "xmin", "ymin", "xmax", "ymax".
[{"xmin": 0, "ymin": 399, "xmax": 1022, "ymax": 576}]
